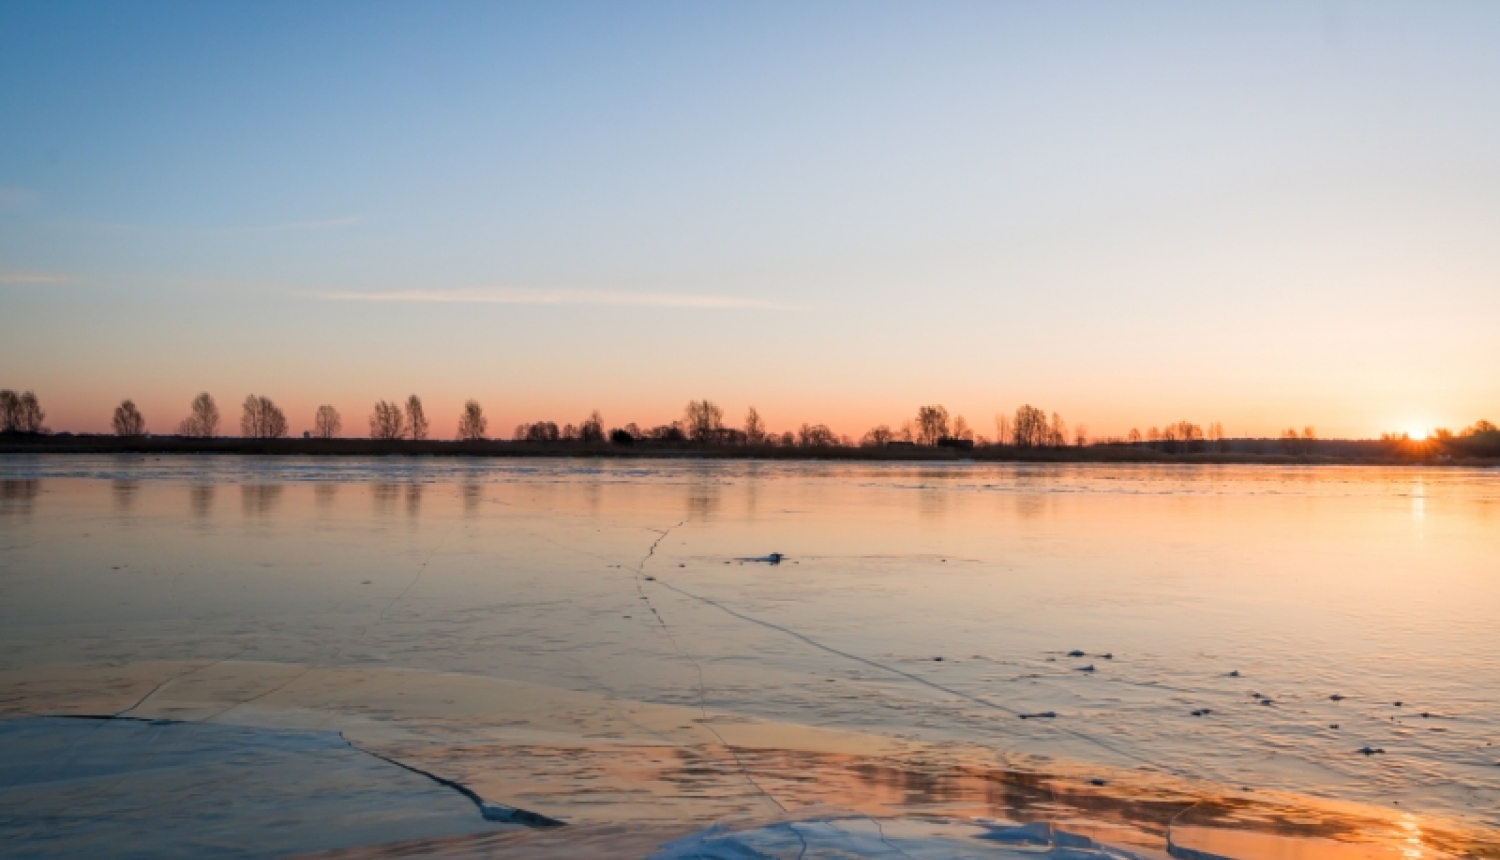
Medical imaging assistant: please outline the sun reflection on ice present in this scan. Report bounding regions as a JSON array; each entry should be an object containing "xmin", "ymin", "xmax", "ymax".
[{"xmin": 1399, "ymin": 814, "xmax": 1426, "ymax": 859}]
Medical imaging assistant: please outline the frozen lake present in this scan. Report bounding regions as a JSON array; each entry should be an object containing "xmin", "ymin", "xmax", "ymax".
[{"xmin": 1, "ymin": 456, "xmax": 1496, "ymax": 859}]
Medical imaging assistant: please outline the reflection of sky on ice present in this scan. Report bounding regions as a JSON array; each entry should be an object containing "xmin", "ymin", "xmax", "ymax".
[{"xmin": 1, "ymin": 456, "xmax": 1497, "ymax": 857}]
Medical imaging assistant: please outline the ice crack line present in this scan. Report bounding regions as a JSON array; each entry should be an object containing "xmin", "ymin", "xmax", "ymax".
[
  {"xmin": 376, "ymin": 514, "xmax": 461, "ymax": 625},
  {"xmin": 1165, "ymin": 797, "xmax": 1204, "ymax": 853},
  {"xmin": 632, "ymin": 520, "xmax": 788, "ymax": 814},
  {"xmin": 115, "ymin": 646, "xmax": 258, "ymax": 718},
  {"xmin": 340, "ymin": 733, "xmax": 564, "ymax": 827},
  {"xmin": 636, "ymin": 521, "xmax": 681, "ymax": 573},
  {"xmin": 6, "ymin": 644, "xmax": 263, "ymax": 802},
  {"xmin": 650, "ymin": 579, "xmax": 1154, "ymax": 770}
]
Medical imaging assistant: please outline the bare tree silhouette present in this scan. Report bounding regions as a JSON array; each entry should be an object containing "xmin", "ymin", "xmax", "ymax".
[
  {"xmin": 641, "ymin": 422, "xmax": 685, "ymax": 443},
  {"xmin": 240, "ymin": 395, "xmax": 288, "ymax": 438},
  {"xmin": 1302, "ymin": 426, "xmax": 1317, "ymax": 455},
  {"xmin": 1, "ymin": 391, "xmax": 20, "ymax": 433},
  {"xmin": 112, "ymin": 400, "xmax": 146, "ymax": 436},
  {"xmin": 406, "ymin": 395, "xmax": 429, "ymax": 441},
  {"xmin": 1208, "ymin": 421, "xmax": 1227, "ymax": 453},
  {"xmin": 994, "ymin": 414, "xmax": 1013, "ymax": 446},
  {"xmin": 579, "ymin": 410, "xmax": 605, "ymax": 443},
  {"xmin": 518, "ymin": 421, "xmax": 560, "ymax": 442},
  {"xmin": 951, "ymin": 415, "xmax": 973, "ymax": 441},
  {"xmin": 18, "ymin": 392, "xmax": 43, "ymax": 433},
  {"xmin": 1049, "ymin": 412, "xmax": 1068, "ymax": 447},
  {"xmin": 1451, "ymin": 421, "xmax": 1500, "ymax": 456},
  {"xmin": 914, "ymin": 405, "xmax": 949, "ymax": 446},
  {"xmin": 684, "ymin": 400, "xmax": 724, "ymax": 443},
  {"xmin": 178, "ymin": 393, "xmax": 220, "ymax": 437},
  {"xmin": 1280, "ymin": 428, "xmax": 1301, "ymax": 455},
  {"xmin": 1161, "ymin": 421, "xmax": 1204, "ymax": 454},
  {"xmin": 1275, "ymin": 426, "xmax": 1317, "ymax": 455},
  {"xmin": 860, "ymin": 425, "xmax": 894, "ymax": 447},
  {"xmin": 744, "ymin": 407, "xmax": 766, "ymax": 445},
  {"xmin": 797, "ymin": 423, "xmax": 838, "ymax": 447},
  {"xmin": 1128, "ymin": 427, "xmax": 1142, "ymax": 444},
  {"xmin": 1012, "ymin": 405, "xmax": 1048, "ymax": 448},
  {"xmin": 314, "ymin": 404, "xmax": 342, "ymax": 439},
  {"xmin": 369, "ymin": 401, "xmax": 407, "ymax": 440},
  {"xmin": 456, "ymin": 400, "xmax": 487, "ymax": 440},
  {"xmin": 0, "ymin": 390, "xmax": 46, "ymax": 434}
]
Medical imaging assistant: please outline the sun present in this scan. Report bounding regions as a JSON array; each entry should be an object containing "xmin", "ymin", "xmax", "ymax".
[{"xmin": 1409, "ymin": 427, "xmax": 1430, "ymax": 441}]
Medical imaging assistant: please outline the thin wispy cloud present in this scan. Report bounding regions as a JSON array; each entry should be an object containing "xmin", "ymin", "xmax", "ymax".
[
  {"xmin": 305, "ymin": 288, "xmax": 796, "ymax": 311},
  {"xmin": 0, "ymin": 271, "xmax": 72, "ymax": 285}
]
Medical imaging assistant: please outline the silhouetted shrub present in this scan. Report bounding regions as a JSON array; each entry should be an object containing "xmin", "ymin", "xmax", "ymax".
[
  {"xmin": 643, "ymin": 424, "xmax": 686, "ymax": 443},
  {"xmin": 521, "ymin": 421, "xmax": 560, "ymax": 442}
]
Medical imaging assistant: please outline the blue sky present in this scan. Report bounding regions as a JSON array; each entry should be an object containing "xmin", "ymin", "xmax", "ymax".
[{"xmin": 2, "ymin": 1, "xmax": 1497, "ymax": 438}]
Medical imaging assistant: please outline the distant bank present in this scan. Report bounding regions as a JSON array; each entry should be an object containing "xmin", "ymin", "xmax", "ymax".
[{"xmin": 1, "ymin": 433, "xmax": 1493, "ymax": 466}]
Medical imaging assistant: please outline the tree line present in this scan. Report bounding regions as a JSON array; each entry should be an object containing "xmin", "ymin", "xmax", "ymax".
[
  {"xmin": 94, "ymin": 393, "xmax": 490, "ymax": 441},
  {"xmin": 1382, "ymin": 421, "xmax": 1500, "ymax": 457},
  {"xmin": 0, "ymin": 390, "xmax": 1225, "ymax": 450},
  {"xmin": 1116, "ymin": 421, "xmax": 1232, "ymax": 454},
  {"xmin": 5, "ymin": 388, "xmax": 1497, "ymax": 456}
]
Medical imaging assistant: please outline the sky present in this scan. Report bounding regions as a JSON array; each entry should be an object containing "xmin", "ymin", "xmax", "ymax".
[{"xmin": 2, "ymin": 1, "xmax": 1497, "ymax": 440}]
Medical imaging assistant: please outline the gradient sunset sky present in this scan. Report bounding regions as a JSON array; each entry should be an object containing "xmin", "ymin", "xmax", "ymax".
[{"xmin": 2, "ymin": 2, "xmax": 1497, "ymax": 439}]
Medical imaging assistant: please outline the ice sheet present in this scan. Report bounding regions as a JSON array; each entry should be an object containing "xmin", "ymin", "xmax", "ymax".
[
  {"xmin": 2, "ymin": 456, "xmax": 1497, "ymax": 858},
  {"xmin": 0, "ymin": 716, "xmax": 512, "ymax": 859}
]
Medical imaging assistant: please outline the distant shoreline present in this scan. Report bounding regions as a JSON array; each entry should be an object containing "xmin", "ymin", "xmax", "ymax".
[{"xmin": 0, "ymin": 433, "xmax": 1492, "ymax": 467}]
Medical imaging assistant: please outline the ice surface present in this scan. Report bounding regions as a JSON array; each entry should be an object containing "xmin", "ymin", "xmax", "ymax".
[
  {"xmin": 649, "ymin": 816, "xmax": 1149, "ymax": 860},
  {"xmin": 2, "ymin": 456, "xmax": 1498, "ymax": 858},
  {"xmin": 0, "ymin": 717, "xmax": 513, "ymax": 859}
]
